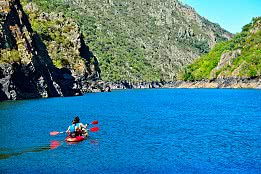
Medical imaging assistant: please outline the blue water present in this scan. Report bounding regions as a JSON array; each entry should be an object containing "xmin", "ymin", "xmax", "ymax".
[{"xmin": 0, "ymin": 89, "xmax": 260, "ymax": 173}]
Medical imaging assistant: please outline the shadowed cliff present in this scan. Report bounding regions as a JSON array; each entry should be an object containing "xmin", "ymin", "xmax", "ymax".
[{"xmin": 0, "ymin": 0, "xmax": 107, "ymax": 101}]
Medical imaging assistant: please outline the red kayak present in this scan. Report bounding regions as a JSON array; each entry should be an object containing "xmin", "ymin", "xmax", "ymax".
[{"xmin": 65, "ymin": 136, "xmax": 85, "ymax": 142}]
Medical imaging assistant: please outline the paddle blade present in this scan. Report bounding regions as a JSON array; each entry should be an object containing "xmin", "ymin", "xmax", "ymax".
[
  {"xmin": 50, "ymin": 131, "xmax": 60, "ymax": 136},
  {"xmin": 91, "ymin": 120, "xmax": 98, "ymax": 125},
  {"xmin": 90, "ymin": 127, "xmax": 99, "ymax": 132}
]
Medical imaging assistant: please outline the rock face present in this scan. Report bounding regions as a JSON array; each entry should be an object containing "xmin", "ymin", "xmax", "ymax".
[
  {"xmin": 107, "ymin": 77, "xmax": 261, "ymax": 90},
  {"xmin": 210, "ymin": 49, "xmax": 242, "ymax": 78},
  {"xmin": 170, "ymin": 78, "xmax": 261, "ymax": 89},
  {"xmin": 0, "ymin": 0, "xmax": 106, "ymax": 101}
]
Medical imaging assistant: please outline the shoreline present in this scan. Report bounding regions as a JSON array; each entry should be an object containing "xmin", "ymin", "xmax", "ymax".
[
  {"xmin": 106, "ymin": 77, "xmax": 261, "ymax": 90},
  {"xmin": 1, "ymin": 77, "xmax": 260, "ymax": 101}
]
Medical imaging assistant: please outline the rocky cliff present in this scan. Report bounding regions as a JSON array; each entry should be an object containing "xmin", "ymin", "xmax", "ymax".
[{"xmin": 0, "ymin": 0, "xmax": 107, "ymax": 101}]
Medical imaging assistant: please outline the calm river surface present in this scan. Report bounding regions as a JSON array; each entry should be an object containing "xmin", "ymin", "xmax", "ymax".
[{"xmin": 0, "ymin": 89, "xmax": 260, "ymax": 173}]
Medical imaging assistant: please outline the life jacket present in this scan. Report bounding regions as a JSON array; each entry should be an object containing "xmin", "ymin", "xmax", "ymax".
[
  {"xmin": 69, "ymin": 123, "xmax": 82, "ymax": 137},
  {"xmin": 75, "ymin": 123, "xmax": 81, "ymax": 128},
  {"xmin": 69, "ymin": 124, "xmax": 76, "ymax": 133},
  {"xmin": 75, "ymin": 123, "xmax": 83, "ymax": 135}
]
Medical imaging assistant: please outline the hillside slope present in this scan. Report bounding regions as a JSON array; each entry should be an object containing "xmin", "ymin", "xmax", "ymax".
[
  {"xmin": 182, "ymin": 17, "xmax": 261, "ymax": 81},
  {"xmin": 31, "ymin": 0, "xmax": 232, "ymax": 82}
]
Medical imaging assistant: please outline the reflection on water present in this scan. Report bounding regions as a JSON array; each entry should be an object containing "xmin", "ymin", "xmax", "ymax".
[
  {"xmin": 89, "ymin": 139, "xmax": 99, "ymax": 145},
  {"xmin": 0, "ymin": 140, "xmax": 61, "ymax": 160},
  {"xmin": 0, "ymin": 138, "xmax": 99, "ymax": 160},
  {"xmin": 50, "ymin": 140, "xmax": 60, "ymax": 149}
]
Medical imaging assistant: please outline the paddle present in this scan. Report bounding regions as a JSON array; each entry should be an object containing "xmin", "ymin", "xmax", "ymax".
[
  {"xmin": 88, "ymin": 120, "xmax": 98, "ymax": 125},
  {"xmin": 50, "ymin": 127, "xmax": 99, "ymax": 136},
  {"xmin": 50, "ymin": 119, "xmax": 98, "ymax": 136},
  {"xmin": 50, "ymin": 120, "xmax": 98, "ymax": 136},
  {"xmin": 50, "ymin": 131, "xmax": 64, "ymax": 136}
]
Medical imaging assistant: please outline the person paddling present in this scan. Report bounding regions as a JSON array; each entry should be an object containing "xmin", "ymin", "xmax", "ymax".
[
  {"xmin": 50, "ymin": 118, "xmax": 98, "ymax": 137},
  {"xmin": 66, "ymin": 119, "xmax": 79, "ymax": 138},
  {"xmin": 72, "ymin": 116, "xmax": 89, "ymax": 137}
]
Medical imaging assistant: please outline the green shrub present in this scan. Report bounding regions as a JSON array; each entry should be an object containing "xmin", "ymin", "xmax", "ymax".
[{"xmin": 0, "ymin": 49, "xmax": 21, "ymax": 63}]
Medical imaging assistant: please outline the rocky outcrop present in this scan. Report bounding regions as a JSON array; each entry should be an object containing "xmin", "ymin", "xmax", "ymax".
[
  {"xmin": 0, "ymin": 0, "xmax": 107, "ymax": 101},
  {"xmin": 170, "ymin": 78, "xmax": 261, "ymax": 89},
  {"xmin": 210, "ymin": 49, "xmax": 242, "ymax": 78},
  {"xmin": 217, "ymin": 49, "xmax": 242, "ymax": 70},
  {"xmin": 107, "ymin": 77, "xmax": 261, "ymax": 90}
]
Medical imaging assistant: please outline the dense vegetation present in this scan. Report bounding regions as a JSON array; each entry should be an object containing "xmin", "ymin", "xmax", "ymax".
[
  {"xmin": 23, "ymin": 0, "xmax": 161, "ymax": 82},
  {"xmin": 182, "ymin": 17, "xmax": 261, "ymax": 80},
  {"xmin": 0, "ymin": 50, "xmax": 21, "ymax": 63},
  {"xmin": 25, "ymin": 0, "xmax": 231, "ymax": 82}
]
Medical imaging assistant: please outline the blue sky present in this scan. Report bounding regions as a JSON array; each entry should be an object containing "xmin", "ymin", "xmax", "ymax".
[{"xmin": 180, "ymin": 0, "xmax": 261, "ymax": 34}]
